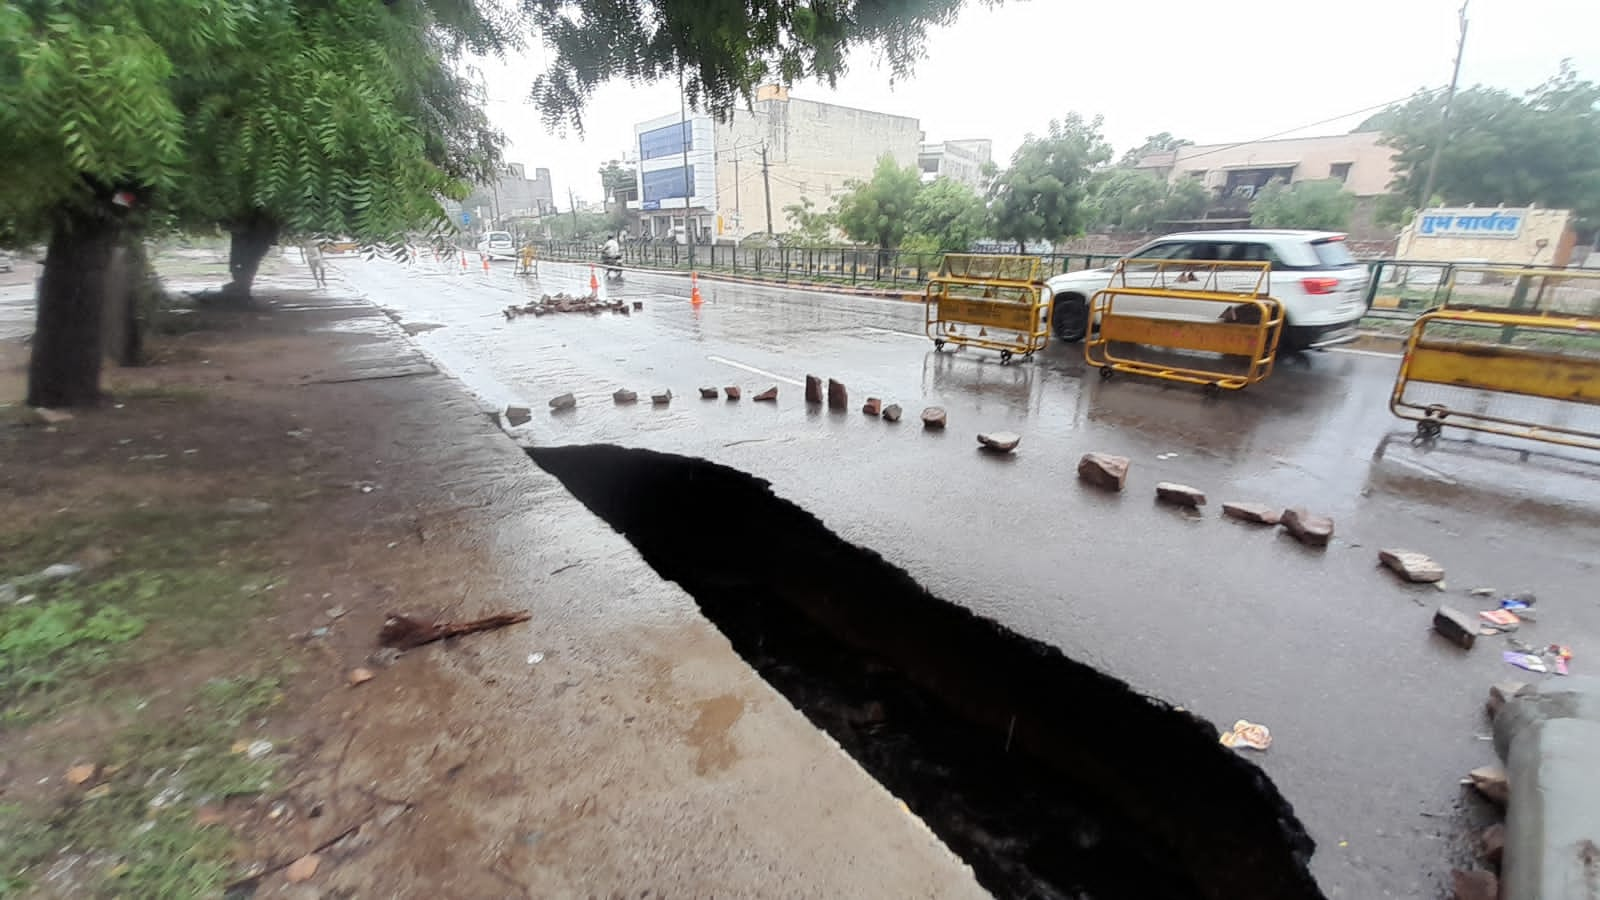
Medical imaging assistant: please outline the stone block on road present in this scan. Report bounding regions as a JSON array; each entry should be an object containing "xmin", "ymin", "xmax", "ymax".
[
  {"xmin": 1280, "ymin": 508, "xmax": 1334, "ymax": 547},
  {"xmin": 1479, "ymin": 823, "xmax": 1505, "ymax": 865},
  {"xmin": 1434, "ymin": 605, "xmax": 1477, "ymax": 650},
  {"xmin": 827, "ymin": 379, "xmax": 848, "ymax": 409},
  {"xmin": 805, "ymin": 375, "xmax": 823, "ymax": 404},
  {"xmin": 862, "ymin": 398, "xmax": 882, "ymax": 416},
  {"xmin": 921, "ymin": 407, "xmax": 947, "ymax": 429},
  {"xmin": 1379, "ymin": 549, "xmax": 1445, "ymax": 583},
  {"xmin": 612, "ymin": 390, "xmax": 637, "ymax": 405},
  {"xmin": 699, "ymin": 386, "xmax": 720, "ymax": 399},
  {"xmin": 1487, "ymin": 681, "xmax": 1528, "ymax": 719},
  {"xmin": 651, "ymin": 390, "xmax": 672, "ymax": 405},
  {"xmin": 1077, "ymin": 452, "xmax": 1129, "ymax": 491},
  {"xmin": 881, "ymin": 404, "xmax": 902, "ymax": 422},
  {"xmin": 725, "ymin": 386, "xmax": 741, "ymax": 401},
  {"xmin": 1467, "ymin": 764, "xmax": 1509, "ymax": 805},
  {"xmin": 1156, "ymin": 482, "xmax": 1206, "ymax": 508},
  {"xmin": 504, "ymin": 405, "xmax": 532, "ymax": 426},
  {"xmin": 1451, "ymin": 869, "xmax": 1499, "ymax": 900},
  {"xmin": 1222, "ymin": 502, "xmax": 1280, "ymax": 525},
  {"xmin": 977, "ymin": 432, "xmax": 1020, "ymax": 453},
  {"xmin": 753, "ymin": 387, "xmax": 778, "ymax": 402},
  {"xmin": 548, "ymin": 393, "xmax": 576, "ymax": 410}
]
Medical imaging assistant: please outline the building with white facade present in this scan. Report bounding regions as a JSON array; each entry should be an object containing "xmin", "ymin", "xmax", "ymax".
[
  {"xmin": 918, "ymin": 139, "xmax": 994, "ymax": 191},
  {"xmin": 628, "ymin": 86, "xmax": 923, "ymax": 243}
]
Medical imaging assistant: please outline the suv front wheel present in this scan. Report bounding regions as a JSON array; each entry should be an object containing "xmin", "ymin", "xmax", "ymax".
[{"xmin": 1051, "ymin": 293, "xmax": 1089, "ymax": 343}]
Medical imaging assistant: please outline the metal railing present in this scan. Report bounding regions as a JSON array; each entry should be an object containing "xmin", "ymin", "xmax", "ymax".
[
  {"xmin": 536, "ymin": 241, "xmax": 1600, "ymax": 319},
  {"xmin": 1361, "ymin": 260, "xmax": 1600, "ymax": 320},
  {"xmin": 536, "ymin": 241, "xmax": 1122, "ymax": 288}
]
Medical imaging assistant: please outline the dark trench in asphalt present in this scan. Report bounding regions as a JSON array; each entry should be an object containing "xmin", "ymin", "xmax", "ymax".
[{"xmin": 530, "ymin": 444, "xmax": 1327, "ymax": 900}]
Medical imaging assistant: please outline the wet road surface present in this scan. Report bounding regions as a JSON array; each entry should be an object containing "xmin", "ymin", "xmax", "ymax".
[{"xmin": 342, "ymin": 255, "xmax": 1600, "ymax": 898}]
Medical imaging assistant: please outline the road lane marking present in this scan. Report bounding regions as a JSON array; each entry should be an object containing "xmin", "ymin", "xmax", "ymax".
[{"xmin": 706, "ymin": 355, "xmax": 803, "ymax": 386}]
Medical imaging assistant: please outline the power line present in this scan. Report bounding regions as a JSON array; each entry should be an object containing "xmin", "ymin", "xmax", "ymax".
[{"xmin": 1173, "ymin": 88, "xmax": 1444, "ymax": 165}]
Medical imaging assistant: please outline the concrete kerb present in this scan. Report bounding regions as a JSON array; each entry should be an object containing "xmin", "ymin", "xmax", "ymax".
[
  {"xmin": 355, "ymin": 294, "xmax": 985, "ymax": 895},
  {"xmin": 1491, "ymin": 676, "xmax": 1600, "ymax": 900}
]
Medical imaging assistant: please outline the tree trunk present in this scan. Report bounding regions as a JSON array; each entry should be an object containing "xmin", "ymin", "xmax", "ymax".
[
  {"xmin": 27, "ymin": 210, "xmax": 120, "ymax": 408},
  {"xmin": 221, "ymin": 216, "xmax": 279, "ymax": 301},
  {"xmin": 103, "ymin": 237, "xmax": 152, "ymax": 367}
]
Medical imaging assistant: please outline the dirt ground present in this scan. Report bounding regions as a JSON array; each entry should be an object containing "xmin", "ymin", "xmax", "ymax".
[{"xmin": 0, "ymin": 259, "xmax": 980, "ymax": 898}]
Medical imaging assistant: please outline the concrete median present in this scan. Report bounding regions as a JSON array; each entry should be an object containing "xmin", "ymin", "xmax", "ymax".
[{"xmin": 1491, "ymin": 676, "xmax": 1600, "ymax": 900}]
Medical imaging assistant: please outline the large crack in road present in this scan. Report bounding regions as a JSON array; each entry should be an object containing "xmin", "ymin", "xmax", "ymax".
[{"xmin": 531, "ymin": 443, "xmax": 1326, "ymax": 899}]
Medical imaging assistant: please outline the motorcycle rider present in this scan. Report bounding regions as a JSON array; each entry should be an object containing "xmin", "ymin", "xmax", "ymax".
[{"xmin": 600, "ymin": 232, "xmax": 623, "ymax": 278}]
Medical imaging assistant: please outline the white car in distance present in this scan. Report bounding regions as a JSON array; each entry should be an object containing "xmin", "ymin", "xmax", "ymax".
[
  {"xmin": 476, "ymin": 231, "xmax": 515, "ymax": 259},
  {"xmin": 1045, "ymin": 230, "xmax": 1370, "ymax": 352}
]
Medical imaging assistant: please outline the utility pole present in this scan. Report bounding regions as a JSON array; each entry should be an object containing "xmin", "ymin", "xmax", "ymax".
[
  {"xmin": 1419, "ymin": 0, "xmax": 1470, "ymax": 211},
  {"xmin": 490, "ymin": 172, "xmax": 502, "ymax": 230},
  {"xmin": 678, "ymin": 63, "xmax": 694, "ymax": 269},
  {"xmin": 760, "ymin": 144, "xmax": 774, "ymax": 235}
]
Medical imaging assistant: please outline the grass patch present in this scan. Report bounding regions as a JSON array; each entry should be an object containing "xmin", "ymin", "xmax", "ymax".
[
  {"xmin": 0, "ymin": 673, "xmax": 284, "ymax": 897},
  {"xmin": 0, "ymin": 506, "xmax": 276, "ymax": 723}
]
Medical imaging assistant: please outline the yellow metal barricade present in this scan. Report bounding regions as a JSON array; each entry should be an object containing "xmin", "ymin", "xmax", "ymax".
[
  {"xmin": 1390, "ymin": 307, "xmax": 1600, "ymax": 449},
  {"xmin": 924, "ymin": 254, "xmax": 1051, "ymax": 363},
  {"xmin": 515, "ymin": 245, "xmax": 539, "ymax": 276},
  {"xmin": 1085, "ymin": 260, "xmax": 1284, "ymax": 391}
]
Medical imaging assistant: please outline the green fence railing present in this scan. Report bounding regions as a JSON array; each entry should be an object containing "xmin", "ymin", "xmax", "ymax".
[{"xmin": 538, "ymin": 241, "xmax": 1123, "ymax": 289}]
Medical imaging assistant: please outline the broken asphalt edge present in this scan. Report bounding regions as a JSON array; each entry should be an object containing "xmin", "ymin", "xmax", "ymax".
[{"xmin": 1490, "ymin": 675, "xmax": 1600, "ymax": 900}]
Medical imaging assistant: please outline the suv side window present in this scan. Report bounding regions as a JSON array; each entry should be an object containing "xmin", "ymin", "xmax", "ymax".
[
  {"xmin": 1231, "ymin": 243, "xmax": 1284, "ymax": 265},
  {"xmin": 1128, "ymin": 242, "xmax": 1189, "ymax": 261}
]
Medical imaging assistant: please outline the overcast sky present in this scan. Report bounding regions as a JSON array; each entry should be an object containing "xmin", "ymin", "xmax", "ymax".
[{"xmin": 478, "ymin": 0, "xmax": 1600, "ymax": 207}]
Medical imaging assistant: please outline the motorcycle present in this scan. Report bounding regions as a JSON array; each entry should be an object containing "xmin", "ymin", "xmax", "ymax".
[{"xmin": 600, "ymin": 252, "xmax": 624, "ymax": 281}]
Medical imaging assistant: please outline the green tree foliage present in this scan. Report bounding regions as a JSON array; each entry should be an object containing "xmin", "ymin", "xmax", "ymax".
[
  {"xmin": 1363, "ymin": 63, "xmax": 1600, "ymax": 223},
  {"xmin": 988, "ymin": 114, "xmax": 1112, "ymax": 251},
  {"xmin": 182, "ymin": 0, "xmax": 503, "ymax": 297},
  {"xmin": 1085, "ymin": 169, "xmax": 1210, "ymax": 232},
  {"xmin": 904, "ymin": 178, "xmax": 991, "ymax": 252},
  {"xmin": 1, "ymin": 0, "xmax": 502, "ymax": 405},
  {"xmin": 529, "ymin": 0, "xmax": 988, "ymax": 131},
  {"xmin": 598, "ymin": 160, "xmax": 634, "ymax": 203},
  {"xmin": 548, "ymin": 209, "xmax": 615, "ymax": 241},
  {"xmin": 1117, "ymin": 132, "xmax": 1192, "ymax": 168},
  {"xmin": 834, "ymin": 156, "xmax": 923, "ymax": 249},
  {"xmin": 782, "ymin": 198, "xmax": 837, "ymax": 247},
  {"xmin": 1249, "ymin": 179, "xmax": 1356, "ymax": 231}
]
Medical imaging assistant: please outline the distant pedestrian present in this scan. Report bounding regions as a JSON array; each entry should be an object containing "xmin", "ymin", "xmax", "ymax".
[{"xmin": 304, "ymin": 241, "xmax": 326, "ymax": 288}]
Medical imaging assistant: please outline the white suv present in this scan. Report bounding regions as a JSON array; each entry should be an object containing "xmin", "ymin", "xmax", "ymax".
[
  {"xmin": 476, "ymin": 231, "xmax": 515, "ymax": 257},
  {"xmin": 1046, "ymin": 230, "xmax": 1370, "ymax": 351}
]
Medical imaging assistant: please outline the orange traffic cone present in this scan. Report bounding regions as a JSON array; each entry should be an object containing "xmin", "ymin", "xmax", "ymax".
[
  {"xmin": 460, "ymin": 252, "xmax": 467, "ymax": 270},
  {"xmin": 589, "ymin": 264, "xmax": 600, "ymax": 293},
  {"xmin": 690, "ymin": 272, "xmax": 703, "ymax": 306},
  {"xmin": 481, "ymin": 253, "xmax": 490, "ymax": 273}
]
